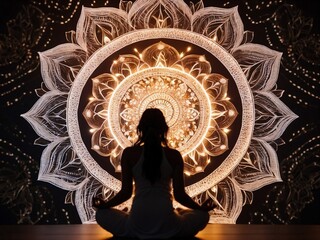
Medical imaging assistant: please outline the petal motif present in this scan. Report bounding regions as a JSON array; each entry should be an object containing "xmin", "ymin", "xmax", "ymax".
[
  {"xmin": 210, "ymin": 177, "xmax": 244, "ymax": 223},
  {"xmin": 74, "ymin": 177, "xmax": 130, "ymax": 223},
  {"xmin": 21, "ymin": 91, "xmax": 68, "ymax": 141},
  {"xmin": 192, "ymin": 6, "xmax": 244, "ymax": 50},
  {"xmin": 83, "ymin": 74, "xmax": 118, "ymax": 129},
  {"xmin": 20, "ymin": 0, "xmax": 299, "ymax": 225},
  {"xmin": 184, "ymin": 144, "xmax": 210, "ymax": 174},
  {"xmin": 128, "ymin": 0, "xmax": 192, "ymax": 29},
  {"xmin": 201, "ymin": 73, "xmax": 228, "ymax": 101},
  {"xmin": 74, "ymin": 177, "xmax": 107, "ymax": 223},
  {"xmin": 38, "ymin": 138, "xmax": 89, "ymax": 191},
  {"xmin": 92, "ymin": 73, "xmax": 118, "ymax": 99},
  {"xmin": 120, "ymin": 108, "xmax": 137, "ymax": 122},
  {"xmin": 213, "ymin": 101, "xmax": 238, "ymax": 129},
  {"xmin": 76, "ymin": 7, "xmax": 130, "ymax": 54},
  {"xmin": 39, "ymin": 43, "xmax": 86, "ymax": 92},
  {"xmin": 202, "ymin": 126, "xmax": 228, "ymax": 156},
  {"xmin": 254, "ymin": 92, "xmax": 298, "ymax": 141},
  {"xmin": 83, "ymin": 100, "xmax": 106, "ymax": 129},
  {"xmin": 232, "ymin": 43, "xmax": 282, "ymax": 91},
  {"xmin": 173, "ymin": 54, "xmax": 211, "ymax": 77},
  {"xmin": 110, "ymin": 55, "xmax": 143, "ymax": 79},
  {"xmin": 91, "ymin": 126, "xmax": 118, "ymax": 156},
  {"xmin": 141, "ymin": 41, "xmax": 180, "ymax": 67},
  {"xmin": 232, "ymin": 138, "xmax": 282, "ymax": 191}
]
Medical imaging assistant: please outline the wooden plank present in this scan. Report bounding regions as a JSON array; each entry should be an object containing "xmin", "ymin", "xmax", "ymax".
[{"xmin": 1, "ymin": 224, "xmax": 319, "ymax": 240}]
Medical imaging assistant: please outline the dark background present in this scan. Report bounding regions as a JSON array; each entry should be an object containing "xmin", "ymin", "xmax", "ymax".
[{"xmin": 0, "ymin": 0, "xmax": 319, "ymax": 224}]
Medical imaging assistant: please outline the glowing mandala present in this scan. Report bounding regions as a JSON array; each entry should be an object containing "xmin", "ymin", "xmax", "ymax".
[{"xmin": 22, "ymin": 0, "xmax": 297, "ymax": 223}]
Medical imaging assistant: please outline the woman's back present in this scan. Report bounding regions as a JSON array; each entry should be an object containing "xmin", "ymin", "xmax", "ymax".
[
  {"xmin": 128, "ymin": 146, "xmax": 182, "ymax": 238},
  {"xmin": 132, "ymin": 146, "xmax": 173, "ymax": 194}
]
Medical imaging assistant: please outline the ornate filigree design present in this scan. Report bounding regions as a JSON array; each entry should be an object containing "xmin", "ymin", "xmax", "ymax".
[
  {"xmin": 22, "ymin": 0, "xmax": 297, "ymax": 223},
  {"xmin": 83, "ymin": 41, "xmax": 236, "ymax": 174}
]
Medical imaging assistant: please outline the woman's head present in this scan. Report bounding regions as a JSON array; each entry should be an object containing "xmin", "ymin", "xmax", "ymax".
[
  {"xmin": 136, "ymin": 108, "xmax": 168, "ymax": 146},
  {"xmin": 136, "ymin": 108, "xmax": 169, "ymax": 184}
]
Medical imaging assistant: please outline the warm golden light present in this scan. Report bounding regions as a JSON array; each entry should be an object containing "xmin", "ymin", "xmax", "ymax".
[
  {"xmin": 212, "ymin": 35, "xmax": 218, "ymax": 42},
  {"xmin": 85, "ymin": 110, "xmax": 91, "ymax": 118},
  {"xmin": 93, "ymin": 145, "xmax": 100, "ymax": 150},
  {"xmin": 223, "ymin": 128, "xmax": 231, "ymax": 133},
  {"xmin": 229, "ymin": 110, "xmax": 236, "ymax": 116},
  {"xmin": 23, "ymin": 0, "xmax": 296, "ymax": 224},
  {"xmin": 83, "ymin": 42, "xmax": 238, "ymax": 175},
  {"xmin": 103, "ymin": 36, "xmax": 110, "ymax": 44}
]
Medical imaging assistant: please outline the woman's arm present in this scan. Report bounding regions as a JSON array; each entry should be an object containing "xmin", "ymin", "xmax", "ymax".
[
  {"xmin": 171, "ymin": 150, "xmax": 215, "ymax": 211},
  {"xmin": 93, "ymin": 148, "xmax": 133, "ymax": 209}
]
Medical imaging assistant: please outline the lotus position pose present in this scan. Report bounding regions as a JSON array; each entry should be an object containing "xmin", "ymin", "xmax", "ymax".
[{"xmin": 93, "ymin": 108, "xmax": 215, "ymax": 239}]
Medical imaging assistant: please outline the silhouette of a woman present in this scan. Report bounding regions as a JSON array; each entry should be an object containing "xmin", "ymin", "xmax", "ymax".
[{"xmin": 93, "ymin": 108, "xmax": 215, "ymax": 239}]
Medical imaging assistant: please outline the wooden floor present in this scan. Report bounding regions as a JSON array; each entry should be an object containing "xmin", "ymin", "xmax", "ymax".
[{"xmin": 1, "ymin": 224, "xmax": 319, "ymax": 240}]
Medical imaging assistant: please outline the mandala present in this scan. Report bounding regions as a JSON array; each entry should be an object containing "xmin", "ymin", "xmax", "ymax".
[{"xmin": 22, "ymin": 0, "xmax": 297, "ymax": 223}]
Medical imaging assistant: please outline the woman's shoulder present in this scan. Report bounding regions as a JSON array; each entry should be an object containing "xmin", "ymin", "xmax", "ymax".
[
  {"xmin": 123, "ymin": 145, "xmax": 143, "ymax": 155},
  {"xmin": 163, "ymin": 147, "xmax": 180, "ymax": 155},
  {"xmin": 121, "ymin": 146, "xmax": 143, "ymax": 167},
  {"xmin": 163, "ymin": 147, "xmax": 183, "ymax": 166}
]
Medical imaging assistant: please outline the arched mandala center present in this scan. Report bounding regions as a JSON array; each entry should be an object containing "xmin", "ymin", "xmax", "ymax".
[
  {"xmin": 108, "ymin": 67, "xmax": 211, "ymax": 156},
  {"xmin": 139, "ymin": 93, "xmax": 179, "ymax": 127}
]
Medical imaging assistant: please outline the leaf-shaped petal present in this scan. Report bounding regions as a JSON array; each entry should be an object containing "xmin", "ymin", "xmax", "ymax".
[
  {"xmin": 232, "ymin": 138, "xmax": 282, "ymax": 191},
  {"xmin": 201, "ymin": 73, "xmax": 228, "ymax": 101},
  {"xmin": 184, "ymin": 144, "xmax": 210, "ymax": 175},
  {"xmin": 192, "ymin": 6, "xmax": 244, "ymax": 50},
  {"xmin": 210, "ymin": 177, "xmax": 243, "ymax": 223},
  {"xmin": 213, "ymin": 101, "xmax": 238, "ymax": 128},
  {"xmin": 92, "ymin": 73, "xmax": 119, "ymax": 99},
  {"xmin": 74, "ymin": 177, "xmax": 129, "ymax": 223},
  {"xmin": 74, "ymin": 177, "xmax": 109, "ymax": 223},
  {"xmin": 38, "ymin": 138, "xmax": 89, "ymax": 191},
  {"xmin": 173, "ymin": 54, "xmax": 211, "ymax": 77},
  {"xmin": 91, "ymin": 126, "xmax": 119, "ymax": 157},
  {"xmin": 21, "ymin": 91, "xmax": 68, "ymax": 141},
  {"xmin": 202, "ymin": 126, "xmax": 228, "ymax": 156},
  {"xmin": 232, "ymin": 43, "xmax": 282, "ymax": 91},
  {"xmin": 128, "ymin": 0, "xmax": 192, "ymax": 29},
  {"xmin": 254, "ymin": 92, "xmax": 298, "ymax": 141},
  {"xmin": 76, "ymin": 7, "xmax": 130, "ymax": 55},
  {"xmin": 141, "ymin": 41, "xmax": 180, "ymax": 67},
  {"xmin": 110, "ymin": 54, "xmax": 142, "ymax": 78},
  {"xmin": 39, "ymin": 43, "xmax": 86, "ymax": 92},
  {"xmin": 83, "ymin": 100, "xmax": 107, "ymax": 129},
  {"xmin": 120, "ymin": 108, "xmax": 136, "ymax": 122}
]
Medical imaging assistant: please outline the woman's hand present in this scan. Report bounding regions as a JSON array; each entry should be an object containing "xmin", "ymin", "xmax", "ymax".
[
  {"xmin": 200, "ymin": 198, "xmax": 217, "ymax": 212},
  {"xmin": 92, "ymin": 196, "xmax": 108, "ymax": 209}
]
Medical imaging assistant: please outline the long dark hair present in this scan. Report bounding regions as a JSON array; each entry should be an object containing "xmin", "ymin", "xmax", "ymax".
[{"xmin": 135, "ymin": 108, "xmax": 169, "ymax": 184}]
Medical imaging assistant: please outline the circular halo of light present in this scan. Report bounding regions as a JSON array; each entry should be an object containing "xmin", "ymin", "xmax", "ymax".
[
  {"xmin": 67, "ymin": 28, "xmax": 254, "ymax": 195},
  {"xmin": 108, "ymin": 67, "xmax": 212, "ymax": 156}
]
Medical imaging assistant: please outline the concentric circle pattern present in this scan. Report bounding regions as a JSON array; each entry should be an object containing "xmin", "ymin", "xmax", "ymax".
[
  {"xmin": 108, "ymin": 67, "xmax": 211, "ymax": 156},
  {"xmin": 22, "ymin": 0, "xmax": 297, "ymax": 224}
]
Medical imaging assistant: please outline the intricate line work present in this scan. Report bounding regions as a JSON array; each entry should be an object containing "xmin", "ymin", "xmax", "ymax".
[{"xmin": 22, "ymin": 0, "xmax": 297, "ymax": 223}]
